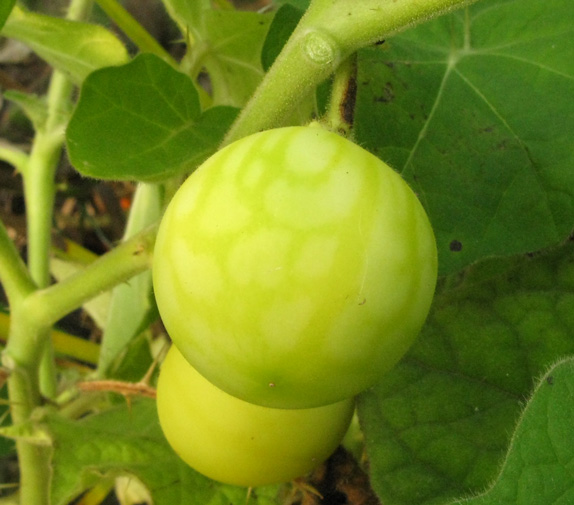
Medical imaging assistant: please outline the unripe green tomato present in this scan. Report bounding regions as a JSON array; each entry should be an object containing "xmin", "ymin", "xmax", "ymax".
[
  {"xmin": 153, "ymin": 125, "xmax": 437, "ymax": 409},
  {"xmin": 156, "ymin": 345, "xmax": 355, "ymax": 487}
]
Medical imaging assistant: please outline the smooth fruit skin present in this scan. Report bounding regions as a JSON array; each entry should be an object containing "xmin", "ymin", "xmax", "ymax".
[
  {"xmin": 156, "ymin": 345, "xmax": 355, "ymax": 487},
  {"xmin": 153, "ymin": 125, "xmax": 438, "ymax": 408}
]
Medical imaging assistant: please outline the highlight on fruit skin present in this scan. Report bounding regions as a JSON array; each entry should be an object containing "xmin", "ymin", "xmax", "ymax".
[
  {"xmin": 153, "ymin": 125, "xmax": 438, "ymax": 409},
  {"xmin": 156, "ymin": 344, "xmax": 356, "ymax": 487}
]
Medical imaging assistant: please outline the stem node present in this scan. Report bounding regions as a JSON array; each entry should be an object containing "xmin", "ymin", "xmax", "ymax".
[{"xmin": 302, "ymin": 29, "xmax": 340, "ymax": 67}]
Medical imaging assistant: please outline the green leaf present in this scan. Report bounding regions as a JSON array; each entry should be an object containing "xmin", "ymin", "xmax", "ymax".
[
  {"xmin": 0, "ymin": 386, "xmax": 14, "ymax": 458},
  {"xmin": 66, "ymin": 53, "xmax": 238, "ymax": 182},
  {"xmin": 261, "ymin": 3, "xmax": 304, "ymax": 72},
  {"xmin": 0, "ymin": 0, "xmax": 15, "ymax": 31},
  {"xmin": 3, "ymin": 90, "xmax": 48, "ymax": 131},
  {"xmin": 161, "ymin": 0, "xmax": 211, "ymax": 35},
  {"xmin": 354, "ymin": 0, "xmax": 574, "ymax": 275},
  {"xmin": 97, "ymin": 184, "xmax": 161, "ymax": 376},
  {"xmin": 0, "ymin": 418, "xmax": 51, "ymax": 445},
  {"xmin": 451, "ymin": 357, "xmax": 574, "ymax": 505},
  {"xmin": 165, "ymin": 2, "xmax": 272, "ymax": 108},
  {"xmin": 358, "ymin": 238, "xmax": 574, "ymax": 505},
  {"xmin": 1, "ymin": 6, "xmax": 129, "ymax": 83},
  {"xmin": 46, "ymin": 400, "xmax": 280, "ymax": 505},
  {"xmin": 199, "ymin": 9, "xmax": 272, "ymax": 107}
]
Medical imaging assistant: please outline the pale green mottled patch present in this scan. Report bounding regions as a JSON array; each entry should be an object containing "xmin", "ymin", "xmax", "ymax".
[
  {"xmin": 259, "ymin": 296, "xmax": 314, "ymax": 353},
  {"xmin": 227, "ymin": 229, "xmax": 292, "ymax": 287},
  {"xmin": 198, "ymin": 180, "xmax": 252, "ymax": 235},
  {"xmin": 294, "ymin": 235, "xmax": 340, "ymax": 279},
  {"xmin": 264, "ymin": 166, "xmax": 364, "ymax": 228},
  {"xmin": 240, "ymin": 158, "xmax": 267, "ymax": 189},
  {"xmin": 283, "ymin": 128, "xmax": 341, "ymax": 176}
]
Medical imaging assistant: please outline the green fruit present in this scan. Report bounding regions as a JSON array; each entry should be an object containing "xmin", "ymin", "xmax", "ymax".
[
  {"xmin": 156, "ymin": 345, "xmax": 355, "ymax": 487},
  {"xmin": 153, "ymin": 125, "xmax": 437, "ymax": 408}
]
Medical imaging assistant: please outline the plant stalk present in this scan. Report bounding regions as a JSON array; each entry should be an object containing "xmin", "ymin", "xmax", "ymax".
[
  {"xmin": 2, "ymin": 1, "xmax": 105, "ymax": 502},
  {"xmin": 2, "ymin": 223, "xmax": 156, "ymax": 505},
  {"xmin": 24, "ymin": 224, "xmax": 157, "ymax": 333},
  {"xmin": 223, "ymin": 0, "xmax": 478, "ymax": 145}
]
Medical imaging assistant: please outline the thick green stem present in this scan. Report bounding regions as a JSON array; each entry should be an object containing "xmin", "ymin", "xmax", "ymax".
[
  {"xmin": 24, "ymin": 0, "xmax": 92, "ymax": 289},
  {"xmin": 3, "ymin": 224, "xmax": 155, "ymax": 386},
  {"xmin": 23, "ymin": 224, "xmax": 157, "ymax": 332},
  {"xmin": 24, "ymin": 71, "xmax": 71, "ymax": 401},
  {"xmin": 2, "ymin": 1, "xmax": 106, "ymax": 502},
  {"xmin": 223, "ymin": 0, "xmax": 478, "ymax": 145},
  {"xmin": 24, "ymin": 131, "xmax": 62, "ymax": 288},
  {"xmin": 24, "ymin": 0, "xmax": 87, "ymax": 276},
  {"xmin": 2, "ymin": 224, "xmax": 156, "ymax": 505},
  {"xmin": 21, "ymin": 0, "xmax": 96, "ymax": 404},
  {"xmin": 3, "ymin": 311, "xmax": 51, "ymax": 505}
]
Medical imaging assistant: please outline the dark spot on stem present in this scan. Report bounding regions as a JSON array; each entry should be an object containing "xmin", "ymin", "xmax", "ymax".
[{"xmin": 340, "ymin": 73, "xmax": 357, "ymax": 126}]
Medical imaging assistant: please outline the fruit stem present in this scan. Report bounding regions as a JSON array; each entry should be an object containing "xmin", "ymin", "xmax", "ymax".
[{"xmin": 323, "ymin": 54, "xmax": 357, "ymax": 137}]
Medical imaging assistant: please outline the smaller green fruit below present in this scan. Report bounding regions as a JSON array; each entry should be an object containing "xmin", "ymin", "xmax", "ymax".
[{"xmin": 156, "ymin": 345, "xmax": 355, "ymax": 487}]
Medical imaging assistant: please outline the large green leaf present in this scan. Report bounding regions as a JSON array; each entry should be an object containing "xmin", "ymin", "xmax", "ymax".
[
  {"xmin": 1, "ymin": 5, "xmax": 128, "ymax": 83},
  {"xmin": 354, "ymin": 0, "xmax": 574, "ymax": 275},
  {"xmin": 452, "ymin": 357, "xmax": 574, "ymax": 505},
  {"xmin": 66, "ymin": 53, "xmax": 238, "ymax": 182},
  {"xmin": 358, "ymin": 238, "xmax": 574, "ymax": 505}
]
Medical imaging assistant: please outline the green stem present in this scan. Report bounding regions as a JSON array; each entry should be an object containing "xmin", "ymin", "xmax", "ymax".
[
  {"xmin": 2, "ymin": 224, "xmax": 156, "ymax": 505},
  {"xmin": 22, "ymin": 224, "xmax": 157, "ymax": 333},
  {"xmin": 3, "ymin": 1, "xmax": 105, "ymax": 502},
  {"xmin": 0, "ymin": 311, "xmax": 101, "ymax": 365},
  {"xmin": 24, "ymin": 133, "xmax": 64, "ymax": 289},
  {"xmin": 223, "ymin": 0, "xmax": 478, "ymax": 145},
  {"xmin": 3, "ymin": 311, "xmax": 50, "ymax": 505},
  {"xmin": 324, "ymin": 54, "xmax": 357, "ymax": 136},
  {"xmin": 95, "ymin": 0, "xmax": 178, "ymax": 66},
  {"xmin": 23, "ymin": 67, "xmax": 72, "ymax": 291},
  {"xmin": 23, "ymin": 71, "xmax": 71, "ymax": 401},
  {"xmin": 22, "ymin": 0, "xmax": 97, "ymax": 402}
]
